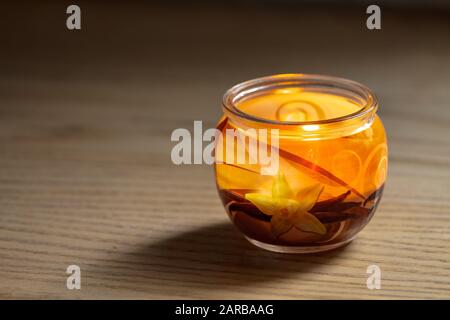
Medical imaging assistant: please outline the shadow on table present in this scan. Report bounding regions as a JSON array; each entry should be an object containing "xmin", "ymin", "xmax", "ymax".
[{"xmin": 105, "ymin": 222, "xmax": 352, "ymax": 295}]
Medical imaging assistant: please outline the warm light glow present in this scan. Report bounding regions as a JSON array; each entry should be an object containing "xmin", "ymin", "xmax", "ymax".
[
  {"xmin": 302, "ymin": 124, "xmax": 320, "ymax": 131},
  {"xmin": 274, "ymin": 88, "xmax": 302, "ymax": 95}
]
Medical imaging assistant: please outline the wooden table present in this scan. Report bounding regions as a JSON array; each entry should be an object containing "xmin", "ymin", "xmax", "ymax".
[{"xmin": 1, "ymin": 2, "xmax": 449, "ymax": 299}]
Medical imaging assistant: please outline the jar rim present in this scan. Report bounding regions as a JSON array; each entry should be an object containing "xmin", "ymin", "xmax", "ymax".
[{"xmin": 222, "ymin": 73, "xmax": 378, "ymax": 126}]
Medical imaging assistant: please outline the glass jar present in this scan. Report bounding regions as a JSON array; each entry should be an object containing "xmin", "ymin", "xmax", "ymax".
[{"xmin": 214, "ymin": 74, "xmax": 387, "ymax": 253}]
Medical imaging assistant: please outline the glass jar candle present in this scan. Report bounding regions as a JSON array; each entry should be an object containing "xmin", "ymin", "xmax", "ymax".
[{"xmin": 214, "ymin": 74, "xmax": 387, "ymax": 253}]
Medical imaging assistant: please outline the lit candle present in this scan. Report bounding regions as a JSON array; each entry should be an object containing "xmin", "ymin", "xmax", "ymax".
[{"xmin": 215, "ymin": 74, "xmax": 388, "ymax": 253}]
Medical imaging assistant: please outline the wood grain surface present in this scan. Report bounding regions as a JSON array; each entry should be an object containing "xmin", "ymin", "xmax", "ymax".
[{"xmin": 0, "ymin": 2, "xmax": 449, "ymax": 299}]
